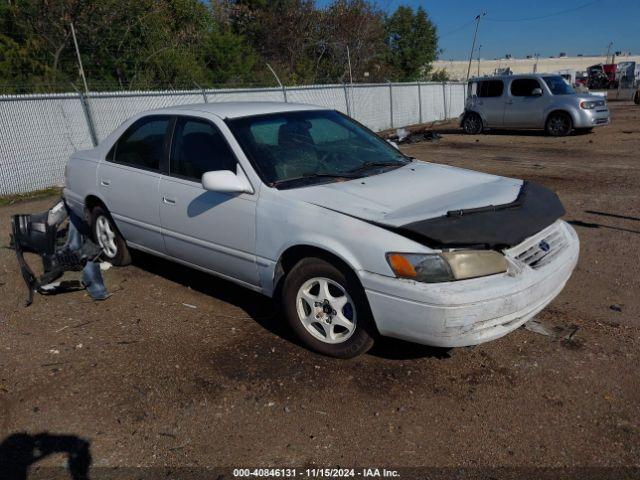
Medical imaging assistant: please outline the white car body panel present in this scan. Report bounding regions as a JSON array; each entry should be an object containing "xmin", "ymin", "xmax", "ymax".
[
  {"xmin": 63, "ymin": 101, "xmax": 580, "ymax": 349},
  {"xmin": 282, "ymin": 161, "xmax": 522, "ymax": 226}
]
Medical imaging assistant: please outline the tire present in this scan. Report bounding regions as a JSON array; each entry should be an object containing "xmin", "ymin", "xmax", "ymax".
[
  {"xmin": 545, "ymin": 112, "xmax": 573, "ymax": 137},
  {"xmin": 282, "ymin": 257, "xmax": 376, "ymax": 358},
  {"xmin": 461, "ymin": 112, "xmax": 483, "ymax": 134},
  {"xmin": 90, "ymin": 205, "xmax": 131, "ymax": 266},
  {"xmin": 634, "ymin": 90, "xmax": 640, "ymax": 105}
]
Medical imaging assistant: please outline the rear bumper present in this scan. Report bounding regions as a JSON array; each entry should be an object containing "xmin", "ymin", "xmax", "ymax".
[{"xmin": 360, "ymin": 221, "xmax": 579, "ymax": 348}]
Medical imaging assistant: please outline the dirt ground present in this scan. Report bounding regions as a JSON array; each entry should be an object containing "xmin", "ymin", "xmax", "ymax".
[{"xmin": 1, "ymin": 102, "xmax": 639, "ymax": 474}]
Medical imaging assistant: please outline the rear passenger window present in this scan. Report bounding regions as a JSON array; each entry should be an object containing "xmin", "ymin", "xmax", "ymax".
[
  {"xmin": 478, "ymin": 80, "xmax": 504, "ymax": 97},
  {"xmin": 112, "ymin": 116, "xmax": 170, "ymax": 170},
  {"xmin": 170, "ymin": 118, "xmax": 236, "ymax": 181},
  {"xmin": 510, "ymin": 79, "xmax": 541, "ymax": 97}
]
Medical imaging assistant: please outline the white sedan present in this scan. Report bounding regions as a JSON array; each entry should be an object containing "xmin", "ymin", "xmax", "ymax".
[{"xmin": 64, "ymin": 102, "xmax": 579, "ymax": 358}]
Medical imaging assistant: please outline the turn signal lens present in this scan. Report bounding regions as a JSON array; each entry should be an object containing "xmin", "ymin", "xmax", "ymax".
[
  {"xmin": 387, "ymin": 253, "xmax": 417, "ymax": 278},
  {"xmin": 386, "ymin": 253, "xmax": 454, "ymax": 283}
]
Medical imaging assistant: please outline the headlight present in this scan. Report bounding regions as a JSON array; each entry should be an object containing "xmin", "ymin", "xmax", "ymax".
[
  {"xmin": 386, "ymin": 251, "xmax": 508, "ymax": 283},
  {"xmin": 580, "ymin": 100, "xmax": 604, "ymax": 109}
]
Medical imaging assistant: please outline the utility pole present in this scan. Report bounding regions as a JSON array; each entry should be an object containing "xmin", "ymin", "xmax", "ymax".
[
  {"xmin": 70, "ymin": 22, "xmax": 89, "ymax": 94},
  {"xmin": 346, "ymin": 45, "xmax": 354, "ymax": 117},
  {"xmin": 477, "ymin": 45, "xmax": 482, "ymax": 77},
  {"xmin": 346, "ymin": 45, "xmax": 353, "ymax": 86},
  {"xmin": 605, "ymin": 41, "xmax": 613, "ymax": 63},
  {"xmin": 266, "ymin": 63, "xmax": 287, "ymax": 102},
  {"xmin": 533, "ymin": 53, "xmax": 540, "ymax": 73},
  {"xmin": 466, "ymin": 13, "xmax": 486, "ymax": 82}
]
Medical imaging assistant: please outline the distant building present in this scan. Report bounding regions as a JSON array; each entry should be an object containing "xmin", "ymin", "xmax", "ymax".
[{"xmin": 433, "ymin": 54, "xmax": 640, "ymax": 81}]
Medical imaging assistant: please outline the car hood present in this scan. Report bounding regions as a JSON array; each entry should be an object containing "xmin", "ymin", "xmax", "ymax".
[
  {"xmin": 575, "ymin": 93, "xmax": 607, "ymax": 102},
  {"xmin": 281, "ymin": 161, "xmax": 523, "ymax": 227}
]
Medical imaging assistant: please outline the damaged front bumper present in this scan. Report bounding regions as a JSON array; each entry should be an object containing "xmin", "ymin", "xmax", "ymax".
[{"xmin": 360, "ymin": 221, "xmax": 579, "ymax": 348}]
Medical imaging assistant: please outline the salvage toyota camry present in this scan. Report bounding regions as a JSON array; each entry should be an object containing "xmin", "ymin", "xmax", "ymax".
[{"xmin": 64, "ymin": 102, "xmax": 579, "ymax": 358}]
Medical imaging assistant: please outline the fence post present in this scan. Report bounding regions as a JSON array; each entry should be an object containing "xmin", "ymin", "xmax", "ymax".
[
  {"xmin": 442, "ymin": 82, "xmax": 448, "ymax": 120},
  {"xmin": 389, "ymin": 82, "xmax": 394, "ymax": 128},
  {"xmin": 417, "ymin": 82, "xmax": 423, "ymax": 124},
  {"xmin": 343, "ymin": 83, "xmax": 351, "ymax": 116},
  {"xmin": 79, "ymin": 91, "xmax": 98, "ymax": 147},
  {"xmin": 282, "ymin": 85, "xmax": 288, "ymax": 103}
]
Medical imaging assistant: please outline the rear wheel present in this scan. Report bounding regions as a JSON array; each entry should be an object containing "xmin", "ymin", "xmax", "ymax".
[
  {"xmin": 282, "ymin": 257, "xmax": 375, "ymax": 358},
  {"xmin": 90, "ymin": 205, "xmax": 131, "ymax": 266},
  {"xmin": 546, "ymin": 112, "xmax": 573, "ymax": 137},
  {"xmin": 462, "ymin": 112, "xmax": 483, "ymax": 134}
]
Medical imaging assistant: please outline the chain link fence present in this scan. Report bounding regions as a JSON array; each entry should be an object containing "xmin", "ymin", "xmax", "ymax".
[{"xmin": 0, "ymin": 81, "xmax": 466, "ymax": 196}]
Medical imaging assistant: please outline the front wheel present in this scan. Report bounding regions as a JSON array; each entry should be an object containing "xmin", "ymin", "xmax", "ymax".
[
  {"xmin": 546, "ymin": 112, "xmax": 573, "ymax": 137},
  {"xmin": 90, "ymin": 206, "xmax": 131, "ymax": 266},
  {"xmin": 282, "ymin": 258, "xmax": 375, "ymax": 358},
  {"xmin": 461, "ymin": 112, "xmax": 483, "ymax": 134}
]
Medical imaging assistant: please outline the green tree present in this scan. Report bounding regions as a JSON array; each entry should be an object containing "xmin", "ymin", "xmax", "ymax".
[
  {"xmin": 318, "ymin": 0, "xmax": 389, "ymax": 82},
  {"xmin": 0, "ymin": 0, "xmax": 259, "ymax": 92},
  {"xmin": 430, "ymin": 68, "xmax": 449, "ymax": 82},
  {"xmin": 0, "ymin": 0, "xmax": 442, "ymax": 92},
  {"xmin": 386, "ymin": 5, "xmax": 438, "ymax": 81}
]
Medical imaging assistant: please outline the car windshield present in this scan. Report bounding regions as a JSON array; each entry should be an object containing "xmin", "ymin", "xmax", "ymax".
[
  {"xmin": 543, "ymin": 76, "xmax": 575, "ymax": 95},
  {"xmin": 226, "ymin": 110, "xmax": 409, "ymax": 188}
]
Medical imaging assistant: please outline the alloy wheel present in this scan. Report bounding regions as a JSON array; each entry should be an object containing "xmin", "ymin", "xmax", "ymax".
[
  {"xmin": 296, "ymin": 277, "xmax": 357, "ymax": 344},
  {"xmin": 463, "ymin": 114, "xmax": 482, "ymax": 134},
  {"xmin": 95, "ymin": 215, "xmax": 118, "ymax": 258},
  {"xmin": 548, "ymin": 114, "xmax": 571, "ymax": 136}
]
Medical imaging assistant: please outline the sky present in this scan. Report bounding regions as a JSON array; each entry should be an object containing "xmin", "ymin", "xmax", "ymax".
[{"xmin": 316, "ymin": 0, "xmax": 640, "ymax": 60}]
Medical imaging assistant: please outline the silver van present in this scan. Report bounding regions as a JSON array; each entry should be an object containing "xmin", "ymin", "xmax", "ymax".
[{"xmin": 461, "ymin": 74, "xmax": 610, "ymax": 136}]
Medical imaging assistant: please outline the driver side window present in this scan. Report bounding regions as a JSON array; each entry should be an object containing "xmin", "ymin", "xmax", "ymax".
[{"xmin": 170, "ymin": 118, "xmax": 236, "ymax": 181}]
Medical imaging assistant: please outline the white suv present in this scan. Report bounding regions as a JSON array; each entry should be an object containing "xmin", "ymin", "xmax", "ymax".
[{"xmin": 462, "ymin": 74, "xmax": 610, "ymax": 136}]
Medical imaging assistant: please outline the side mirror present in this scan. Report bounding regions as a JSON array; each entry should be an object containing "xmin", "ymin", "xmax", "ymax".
[
  {"xmin": 202, "ymin": 170, "xmax": 252, "ymax": 194},
  {"xmin": 532, "ymin": 88, "xmax": 543, "ymax": 96}
]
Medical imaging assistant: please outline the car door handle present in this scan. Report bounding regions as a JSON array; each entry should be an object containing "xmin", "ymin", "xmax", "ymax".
[
  {"xmin": 162, "ymin": 196, "xmax": 176, "ymax": 205},
  {"xmin": 100, "ymin": 179, "xmax": 111, "ymax": 187}
]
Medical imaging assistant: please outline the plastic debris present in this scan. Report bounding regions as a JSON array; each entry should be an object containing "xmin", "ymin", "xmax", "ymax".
[
  {"xmin": 524, "ymin": 318, "xmax": 579, "ymax": 340},
  {"xmin": 10, "ymin": 199, "xmax": 109, "ymax": 306}
]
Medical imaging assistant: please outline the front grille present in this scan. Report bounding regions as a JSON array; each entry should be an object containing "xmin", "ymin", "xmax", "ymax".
[
  {"xmin": 511, "ymin": 224, "xmax": 568, "ymax": 269},
  {"xmin": 594, "ymin": 118, "xmax": 608, "ymax": 124}
]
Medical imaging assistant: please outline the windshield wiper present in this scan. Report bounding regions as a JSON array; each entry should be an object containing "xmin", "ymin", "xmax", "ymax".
[
  {"xmin": 271, "ymin": 171, "xmax": 359, "ymax": 188},
  {"xmin": 345, "ymin": 160, "xmax": 406, "ymax": 174}
]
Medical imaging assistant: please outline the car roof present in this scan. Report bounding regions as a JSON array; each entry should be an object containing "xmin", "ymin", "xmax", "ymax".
[
  {"xmin": 144, "ymin": 101, "xmax": 327, "ymax": 120},
  {"xmin": 469, "ymin": 73, "xmax": 561, "ymax": 82}
]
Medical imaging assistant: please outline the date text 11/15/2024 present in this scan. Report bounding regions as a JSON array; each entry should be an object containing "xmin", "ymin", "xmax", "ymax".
[{"xmin": 232, "ymin": 468, "xmax": 401, "ymax": 478}]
